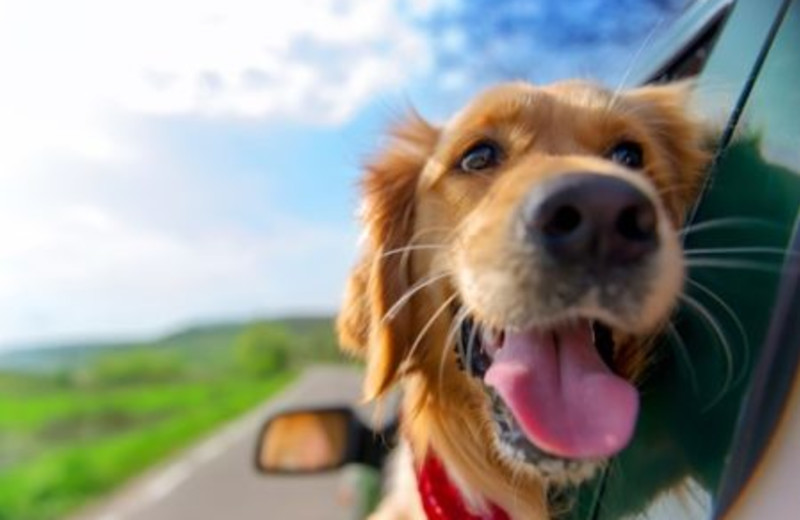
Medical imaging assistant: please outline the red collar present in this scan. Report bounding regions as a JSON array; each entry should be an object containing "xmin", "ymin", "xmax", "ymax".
[{"xmin": 417, "ymin": 453, "xmax": 510, "ymax": 520}]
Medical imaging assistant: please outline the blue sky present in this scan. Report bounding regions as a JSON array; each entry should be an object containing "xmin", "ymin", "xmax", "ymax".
[{"xmin": 0, "ymin": 0, "xmax": 686, "ymax": 348}]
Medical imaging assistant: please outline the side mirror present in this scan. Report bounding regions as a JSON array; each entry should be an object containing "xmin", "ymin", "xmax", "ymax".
[{"xmin": 255, "ymin": 407, "xmax": 395, "ymax": 474}]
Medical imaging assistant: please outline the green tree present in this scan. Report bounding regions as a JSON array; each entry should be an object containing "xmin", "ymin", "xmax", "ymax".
[{"xmin": 234, "ymin": 324, "xmax": 291, "ymax": 377}]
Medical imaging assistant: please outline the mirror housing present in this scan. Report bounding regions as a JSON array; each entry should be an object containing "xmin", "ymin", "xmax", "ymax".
[{"xmin": 254, "ymin": 406, "xmax": 395, "ymax": 474}]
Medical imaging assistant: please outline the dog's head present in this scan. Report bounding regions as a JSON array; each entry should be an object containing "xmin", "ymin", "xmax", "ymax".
[{"xmin": 338, "ymin": 80, "xmax": 709, "ymax": 511}]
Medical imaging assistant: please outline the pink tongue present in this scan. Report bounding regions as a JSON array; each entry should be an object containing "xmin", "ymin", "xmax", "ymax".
[{"xmin": 484, "ymin": 321, "xmax": 638, "ymax": 459}]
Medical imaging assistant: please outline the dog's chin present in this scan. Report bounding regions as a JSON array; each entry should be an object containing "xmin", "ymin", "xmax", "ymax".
[{"xmin": 456, "ymin": 310, "xmax": 640, "ymax": 484}]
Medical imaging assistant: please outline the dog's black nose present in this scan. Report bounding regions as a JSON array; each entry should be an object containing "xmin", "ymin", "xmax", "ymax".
[{"xmin": 525, "ymin": 173, "xmax": 658, "ymax": 265}]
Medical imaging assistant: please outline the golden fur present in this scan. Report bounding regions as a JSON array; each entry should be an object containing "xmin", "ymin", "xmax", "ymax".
[{"xmin": 338, "ymin": 80, "xmax": 709, "ymax": 519}]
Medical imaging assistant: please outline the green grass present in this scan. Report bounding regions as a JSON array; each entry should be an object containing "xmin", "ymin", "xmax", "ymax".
[
  {"xmin": 0, "ymin": 373, "xmax": 294, "ymax": 520},
  {"xmin": 0, "ymin": 315, "xmax": 344, "ymax": 520}
]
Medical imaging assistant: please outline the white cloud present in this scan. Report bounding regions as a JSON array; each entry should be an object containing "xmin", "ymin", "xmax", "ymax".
[
  {"xmin": 0, "ymin": 0, "xmax": 434, "ymax": 134},
  {"xmin": 0, "ymin": 0, "xmax": 442, "ymax": 346},
  {"xmin": 0, "ymin": 0, "xmax": 438, "ymax": 184},
  {"xmin": 0, "ymin": 163, "xmax": 358, "ymax": 346}
]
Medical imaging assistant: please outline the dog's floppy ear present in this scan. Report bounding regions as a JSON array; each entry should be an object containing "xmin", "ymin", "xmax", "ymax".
[
  {"xmin": 337, "ymin": 112, "xmax": 439, "ymax": 399},
  {"xmin": 627, "ymin": 82, "xmax": 710, "ymax": 183},
  {"xmin": 626, "ymin": 81, "xmax": 711, "ymax": 217}
]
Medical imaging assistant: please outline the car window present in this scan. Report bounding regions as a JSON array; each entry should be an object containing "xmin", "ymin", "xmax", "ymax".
[
  {"xmin": 709, "ymin": 1, "xmax": 800, "ymax": 515},
  {"xmin": 634, "ymin": 0, "xmax": 734, "ymax": 84}
]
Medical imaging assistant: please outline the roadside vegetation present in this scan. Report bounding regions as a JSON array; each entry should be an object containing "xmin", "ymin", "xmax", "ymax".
[{"xmin": 0, "ymin": 317, "xmax": 342, "ymax": 520}]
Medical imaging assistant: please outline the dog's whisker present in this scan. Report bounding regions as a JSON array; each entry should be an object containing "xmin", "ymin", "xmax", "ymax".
[
  {"xmin": 684, "ymin": 246, "xmax": 793, "ymax": 257},
  {"xmin": 379, "ymin": 244, "xmax": 446, "ymax": 259},
  {"xmin": 437, "ymin": 306, "xmax": 470, "ymax": 400},
  {"xmin": 402, "ymin": 229, "xmax": 452, "ymax": 278},
  {"xmin": 437, "ymin": 308, "xmax": 469, "ymax": 399},
  {"xmin": 413, "ymin": 225, "xmax": 452, "ymax": 236},
  {"xmin": 685, "ymin": 277, "xmax": 751, "ymax": 385},
  {"xmin": 665, "ymin": 321, "xmax": 700, "ymax": 395},
  {"xmin": 677, "ymin": 292, "xmax": 735, "ymax": 410},
  {"xmin": 607, "ymin": 15, "xmax": 666, "ymax": 110},
  {"xmin": 394, "ymin": 224, "xmax": 461, "ymax": 275},
  {"xmin": 406, "ymin": 226, "xmax": 455, "ymax": 243},
  {"xmin": 679, "ymin": 216, "xmax": 783, "ymax": 237},
  {"xmin": 404, "ymin": 292, "xmax": 459, "ymax": 372},
  {"xmin": 381, "ymin": 271, "xmax": 451, "ymax": 324},
  {"xmin": 685, "ymin": 258, "xmax": 782, "ymax": 274}
]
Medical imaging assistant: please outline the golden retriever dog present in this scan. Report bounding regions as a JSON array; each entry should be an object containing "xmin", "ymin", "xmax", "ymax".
[{"xmin": 337, "ymin": 80, "xmax": 709, "ymax": 519}]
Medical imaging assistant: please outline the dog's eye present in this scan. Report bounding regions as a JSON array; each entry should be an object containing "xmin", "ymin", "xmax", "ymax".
[
  {"xmin": 607, "ymin": 141, "xmax": 644, "ymax": 169},
  {"xmin": 458, "ymin": 141, "xmax": 502, "ymax": 172}
]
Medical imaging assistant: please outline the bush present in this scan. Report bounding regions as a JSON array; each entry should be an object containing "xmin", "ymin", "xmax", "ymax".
[
  {"xmin": 234, "ymin": 324, "xmax": 291, "ymax": 377},
  {"xmin": 84, "ymin": 351, "xmax": 184, "ymax": 387}
]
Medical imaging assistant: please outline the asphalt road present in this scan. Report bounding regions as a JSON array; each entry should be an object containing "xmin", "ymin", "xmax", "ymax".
[{"xmin": 71, "ymin": 365, "xmax": 371, "ymax": 520}]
